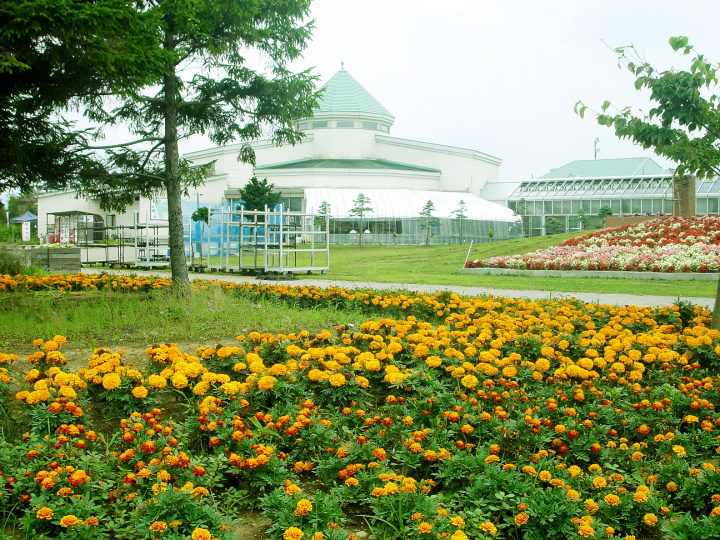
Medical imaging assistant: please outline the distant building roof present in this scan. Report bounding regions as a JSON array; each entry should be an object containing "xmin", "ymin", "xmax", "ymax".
[
  {"xmin": 539, "ymin": 157, "xmax": 671, "ymax": 179},
  {"xmin": 314, "ymin": 68, "xmax": 394, "ymax": 120},
  {"xmin": 256, "ymin": 158, "xmax": 439, "ymax": 173}
]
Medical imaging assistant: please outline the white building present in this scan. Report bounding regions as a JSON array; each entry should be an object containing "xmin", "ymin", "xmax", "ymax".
[{"xmin": 38, "ymin": 67, "xmax": 521, "ymax": 247}]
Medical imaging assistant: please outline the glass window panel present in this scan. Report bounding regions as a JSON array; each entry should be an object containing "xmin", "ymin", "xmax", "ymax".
[
  {"xmin": 697, "ymin": 198, "xmax": 708, "ymax": 214},
  {"xmin": 562, "ymin": 200, "xmax": 572, "ymax": 214},
  {"xmin": 710, "ymin": 198, "xmax": 719, "ymax": 214},
  {"xmin": 641, "ymin": 199, "xmax": 652, "ymax": 213},
  {"xmin": 361, "ymin": 122, "xmax": 376, "ymax": 130},
  {"xmin": 610, "ymin": 200, "xmax": 621, "ymax": 213},
  {"xmin": 571, "ymin": 200, "xmax": 582, "ymax": 213},
  {"xmin": 590, "ymin": 200, "xmax": 600, "ymax": 213},
  {"xmin": 544, "ymin": 201, "xmax": 553, "ymax": 214},
  {"xmin": 336, "ymin": 121, "xmax": 354, "ymax": 128},
  {"xmin": 631, "ymin": 199, "xmax": 641, "ymax": 213},
  {"xmin": 621, "ymin": 199, "xmax": 632, "ymax": 213},
  {"xmin": 663, "ymin": 199, "xmax": 673, "ymax": 214},
  {"xmin": 312, "ymin": 121, "xmax": 328, "ymax": 128},
  {"xmin": 581, "ymin": 200, "xmax": 591, "ymax": 212}
]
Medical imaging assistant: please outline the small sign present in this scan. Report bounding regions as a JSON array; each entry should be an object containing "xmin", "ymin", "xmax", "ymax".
[{"xmin": 21, "ymin": 221, "xmax": 31, "ymax": 241}]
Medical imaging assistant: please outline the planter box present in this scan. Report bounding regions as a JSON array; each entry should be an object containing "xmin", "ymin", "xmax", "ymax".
[
  {"xmin": 2, "ymin": 246, "xmax": 82, "ymax": 274},
  {"xmin": 30, "ymin": 247, "xmax": 81, "ymax": 273}
]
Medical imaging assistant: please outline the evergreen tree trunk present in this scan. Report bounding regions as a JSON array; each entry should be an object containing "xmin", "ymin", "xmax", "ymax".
[{"xmin": 162, "ymin": 29, "xmax": 191, "ymax": 296}]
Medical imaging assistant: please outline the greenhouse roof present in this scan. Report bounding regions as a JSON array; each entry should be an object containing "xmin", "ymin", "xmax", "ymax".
[
  {"xmin": 539, "ymin": 157, "xmax": 671, "ymax": 179},
  {"xmin": 315, "ymin": 68, "xmax": 394, "ymax": 119},
  {"xmin": 304, "ymin": 188, "xmax": 520, "ymax": 222},
  {"xmin": 509, "ymin": 175, "xmax": 673, "ymax": 200},
  {"xmin": 255, "ymin": 158, "xmax": 440, "ymax": 173}
]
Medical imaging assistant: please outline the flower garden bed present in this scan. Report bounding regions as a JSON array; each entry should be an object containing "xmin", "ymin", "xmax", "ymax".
[
  {"xmin": 1, "ymin": 275, "xmax": 720, "ymax": 539},
  {"xmin": 465, "ymin": 216, "xmax": 720, "ymax": 273}
]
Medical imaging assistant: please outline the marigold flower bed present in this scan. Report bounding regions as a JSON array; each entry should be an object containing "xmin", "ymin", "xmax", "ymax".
[
  {"xmin": 465, "ymin": 216, "xmax": 720, "ymax": 272},
  {"xmin": 1, "ymin": 278, "xmax": 720, "ymax": 540}
]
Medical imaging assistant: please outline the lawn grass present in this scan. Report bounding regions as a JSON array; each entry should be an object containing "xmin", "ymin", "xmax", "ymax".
[
  {"xmin": 301, "ymin": 233, "xmax": 718, "ymax": 298},
  {"xmin": 0, "ymin": 287, "xmax": 367, "ymax": 357}
]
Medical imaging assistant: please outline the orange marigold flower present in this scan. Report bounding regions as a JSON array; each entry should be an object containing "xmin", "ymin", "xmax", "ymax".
[
  {"xmin": 295, "ymin": 498, "xmax": 313, "ymax": 516},
  {"xmin": 36, "ymin": 507, "xmax": 53, "ymax": 520},
  {"xmin": 604, "ymin": 494, "xmax": 621, "ymax": 506},
  {"xmin": 514, "ymin": 512, "xmax": 529, "ymax": 526},
  {"xmin": 149, "ymin": 521, "xmax": 168, "ymax": 532},
  {"xmin": 59, "ymin": 515, "xmax": 81, "ymax": 527}
]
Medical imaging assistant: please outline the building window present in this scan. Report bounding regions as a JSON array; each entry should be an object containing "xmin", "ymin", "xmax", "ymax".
[
  {"xmin": 361, "ymin": 122, "xmax": 376, "ymax": 130},
  {"xmin": 336, "ymin": 121, "xmax": 354, "ymax": 128},
  {"xmin": 298, "ymin": 122, "xmax": 310, "ymax": 131},
  {"xmin": 379, "ymin": 125, "xmax": 390, "ymax": 133},
  {"xmin": 312, "ymin": 121, "xmax": 328, "ymax": 129}
]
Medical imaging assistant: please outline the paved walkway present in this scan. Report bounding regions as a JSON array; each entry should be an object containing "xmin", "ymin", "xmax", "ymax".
[{"xmin": 81, "ymin": 268, "xmax": 716, "ymax": 309}]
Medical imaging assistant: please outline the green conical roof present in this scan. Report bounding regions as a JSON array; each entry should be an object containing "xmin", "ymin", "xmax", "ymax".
[{"xmin": 315, "ymin": 67, "xmax": 394, "ymax": 119}]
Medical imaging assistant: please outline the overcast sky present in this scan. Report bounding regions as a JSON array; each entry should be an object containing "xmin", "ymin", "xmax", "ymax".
[{"xmin": 272, "ymin": 0, "xmax": 720, "ymax": 181}]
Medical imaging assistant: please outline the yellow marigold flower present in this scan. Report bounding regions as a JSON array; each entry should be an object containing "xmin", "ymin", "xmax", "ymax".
[
  {"xmin": 502, "ymin": 365, "xmax": 518, "ymax": 378},
  {"xmin": 643, "ymin": 513, "xmax": 658, "ymax": 527},
  {"xmin": 633, "ymin": 491, "xmax": 648, "ymax": 503},
  {"xmin": 418, "ymin": 522, "xmax": 432, "ymax": 534},
  {"xmin": 479, "ymin": 521, "xmax": 497, "ymax": 534},
  {"xmin": 328, "ymin": 373, "xmax": 346, "ymax": 387},
  {"xmin": 257, "ymin": 375, "xmax": 277, "ymax": 391},
  {"xmin": 593, "ymin": 476, "xmax": 607, "ymax": 489},
  {"xmin": 672, "ymin": 445, "xmax": 687, "ymax": 456},
  {"xmin": 189, "ymin": 528, "xmax": 212, "ymax": 540},
  {"xmin": 171, "ymin": 372, "xmax": 189, "ymax": 389},
  {"xmin": 461, "ymin": 374, "xmax": 478, "ymax": 389},
  {"xmin": 44, "ymin": 340, "xmax": 59, "ymax": 351},
  {"xmin": 604, "ymin": 494, "xmax": 621, "ymax": 506},
  {"xmin": 283, "ymin": 526, "xmax": 304, "ymax": 540},
  {"xmin": 578, "ymin": 524, "xmax": 594, "ymax": 537},
  {"xmin": 131, "ymin": 386, "xmax": 149, "ymax": 399},
  {"xmin": 101, "ymin": 372, "xmax": 122, "ymax": 390},
  {"xmin": 32, "ymin": 338, "xmax": 44, "ymax": 347},
  {"xmin": 451, "ymin": 531, "xmax": 469, "ymax": 540},
  {"xmin": 425, "ymin": 356, "xmax": 442, "ymax": 368},
  {"xmin": 514, "ymin": 512, "xmax": 529, "ymax": 526},
  {"xmin": 539, "ymin": 470, "xmax": 552, "ymax": 482},
  {"xmin": 450, "ymin": 516, "xmax": 465, "ymax": 527}
]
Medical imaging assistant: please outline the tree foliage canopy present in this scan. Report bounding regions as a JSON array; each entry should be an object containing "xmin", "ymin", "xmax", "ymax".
[
  {"xmin": 576, "ymin": 36, "xmax": 720, "ymax": 179},
  {"xmin": 578, "ymin": 35, "xmax": 720, "ymax": 328},
  {"xmin": 237, "ymin": 177, "xmax": 281, "ymax": 211},
  {"xmin": 0, "ymin": 0, "xmax": 161, "ymax": 193}
]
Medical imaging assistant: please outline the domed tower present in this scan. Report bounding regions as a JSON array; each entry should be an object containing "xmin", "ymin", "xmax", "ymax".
[{"xmin": 297, "ymin": 67, "xmax": 395, "ymax": 134}]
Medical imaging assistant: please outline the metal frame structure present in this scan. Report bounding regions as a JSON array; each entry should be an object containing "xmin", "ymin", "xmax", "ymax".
[{"xmin": 204, "ymin": 206, "xmax": 330, "ymax": 274}]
